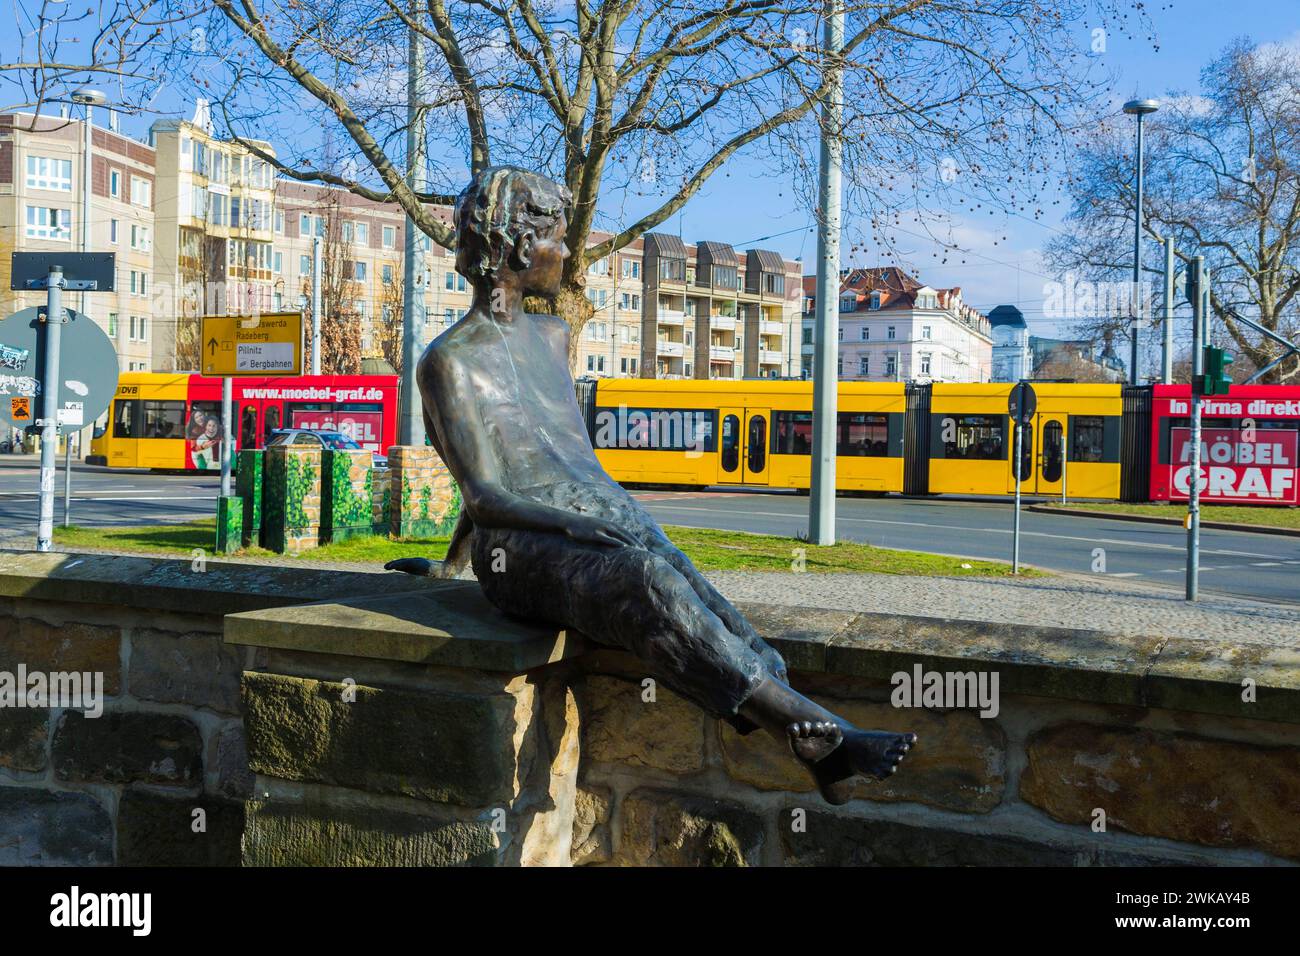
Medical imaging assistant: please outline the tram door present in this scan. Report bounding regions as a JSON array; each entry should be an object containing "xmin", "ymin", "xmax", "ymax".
[
  {"xmin": 1007, "ymin": 416, "xmax": 1034, "ymax": 493},
  {"xmin": 717, "ymin": 408, "xmax": 743, "ymax": 485},
  {"xmin": 1036, "ymin": 415, "xmax": 1066, "ymax": 495},
  {"xmin": 742, "ymin": 408, "xmax": 772, "ymax": 485}
]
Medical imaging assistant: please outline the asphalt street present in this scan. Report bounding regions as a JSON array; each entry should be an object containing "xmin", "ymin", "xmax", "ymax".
[{"xmin": 0, "ymin": 455, "xmax": 1296, "ymax": 605}]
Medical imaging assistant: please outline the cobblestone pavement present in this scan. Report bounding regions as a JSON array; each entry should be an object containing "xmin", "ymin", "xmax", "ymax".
[{"xmin": 704, "ymin": 570, "xmax": 1300, "ymax": 648}]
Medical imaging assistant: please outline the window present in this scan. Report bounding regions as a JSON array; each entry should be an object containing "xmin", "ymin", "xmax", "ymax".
[
  {"xmin": 107, "ymin": 313, "xmax": 119, "ymax": 338},
  {"xmin": 802, "ymin": 328, "xmax": 812, "ymax": 346},
  {"xmin": 444, "ymin": 308, "xmax": 454, "ymax": 325},
  {"xmin": 445, "ymin": 272, "xmax": 455, "ymax": 290},
  {"xmin": 210, "ymin": 194, "xmax": 227, "ymax": 226},
  {"xmin": 353, "ymin": 261, "xmax": 367, "ymax": 282},
  {"xmin": 274, "ymin": 209, "xmax": 285, "ymax": 233},
  {"xmin": 887, "ymin": 326, "xmax": 896, "ymax": 340},
  {"xmin": 26, "ymin": 156, "xmax": 73, "ymax": 191},
  {"xmin": 588, "ymin": 258, "xmax": 609, "ymax": 276},
  {"xmin": 621, "ymin": 259, "xmax": 640, "ymax": 279},
  {"xmin": 591, "ymin": 406, "xmax": 717, "ymax": 452},
  {"xmin": 587, "ymin": 355, "xmax": 595, "ymax": 371},
  {"xmin": 859, "ymin": 356, "xmax": 869, "ymax": 376},
  {"xmin": 837, "ymin": 413, "xmax": 890, "ymax": 456},
  {"xmin": 130, "ymin": 176, "xmax": 151, "ymax": 207},
  {"xmin": 383, "ymin": 225, "xmax": 396, "ymax": 249},
  {"xmin": 112, "ymin": 400, "xmax": 139, "ymax": 438},
  {"xmin": 860, "ymin": 327, "xmax": 869, "ymax": 341},
  {"xmin": 274, "ymin": 251, "xmax": 283, "ymax": 274},
  {"xmin": 712, "ymin": 265, "xmax": 738, "ymax": 289},
  {"xmin": 382, "ymin": 264, "xmax": 394, "ymax": 284},
  {"xmin": 129, "ymin": 271, "xmax": 147, "ymax": 296},
  {"xmin": 936, "ymin": 415, "xmax": 1005, "ymax": 460},
  {"xmin": 837, "ymin": 357, "xmax": 843, "ymax": 375},
  {"xmin": 299, "ymin": 213, "xmax": 311, "ymax": 235},
  {"xmin": 837, "ymin": 328, "xmax": 843, "ymax": 341},
  {"xmin": 922, "ymin": 325, "xmax": 932, "ymax": 340},
  {"xmin": 597, "ymin": 356, "xmax": 605, "ymax": 372},
  {"xmin": 110, "ymin": 219, "xmax": 119, "ymax": 244},
  {"xmin": 869, "ymin": 291, "xmax": 881, "ymax": 310},
  {"xmin": 840, "ymin": 295, "xmax": 857, "ymax": 312},
  {"xmin": 659, "ymin": 257, "xmax": 686, "ymax": 282},
  {"xmin": 109, "ymin": 170, "xmax": 121, "ymax": 198},
  {"xmin": 919, "ymin": 354, "xmax": 931, "ymax": 376},
  {"xmin": 355, "ymin": 222, "xmax": 367, "ymax": 244},
  {"xmin": 885, "ymin": 355, "xmax": 897, "ymax": 377},
  {"xmin": 1071, "ymin": 415, "xmax": 1111, "ymax": 463},
  {"xmin": 127, "ymin": 315, "xmax": 148, "ymax": 341},
  {"xmin": 25, "ymin": 206, "xmax": 71, "ymax": 240},
  {"xmin": 300, "ymin": 255, "xmax": 311, "ymax": 275},
  {"xmin": 130, "ymin": 224, "xmax": 151, "ymax": 251},
  {"xmin": 342, "ymin": 221, "xmax": 354, "ymax": 243},
  {"xmin": 142, "ymin": 400, "xmax": 184, "ymax": 439},
  {"xmin": 762, "ymin": 273, "xmax": 784, "ymax": 295}
]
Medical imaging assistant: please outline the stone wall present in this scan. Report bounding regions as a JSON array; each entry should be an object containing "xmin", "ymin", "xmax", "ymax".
[
  {"xmin": 387, "ymin": 446, "xmax": 460, "ymax": 538},
  {"xmin": 2, "ymin": 552, "xmax": 1296, "ymax": 867},
  {"xmin": 0, "ymin": 553, "xmax": 428, "ymax": 865}
]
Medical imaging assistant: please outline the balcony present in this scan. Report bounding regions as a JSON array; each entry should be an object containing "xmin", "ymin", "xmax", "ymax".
[
  {"xmin": 710, "ymin": 314, "xmax": 737, "ymax": 332},
  {"xmin": 759, "ymin": 349, "xmax": 784, "ymax": 365},
  {"xmin": 760, "ymin": 320, "xmax": 783, "ymax": 336},
  {"xmin": 657, "ymin": 339, "xmax": 684, "ymax": 357},
  {"xmin": 657, "ymin": 310, "xmax": 686, "ymax": 327},
  {"xmin": 710, "ymin": 345, "xmax": 735, "ymax": 362}
]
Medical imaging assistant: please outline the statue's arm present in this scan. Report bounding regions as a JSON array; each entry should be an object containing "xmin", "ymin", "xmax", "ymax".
[{"xmin": 421, "ymin": 351, "xmax": 638, "ymax": 548}]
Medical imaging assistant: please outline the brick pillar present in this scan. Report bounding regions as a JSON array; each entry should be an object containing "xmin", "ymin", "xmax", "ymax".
[
  {"xmin": 262, "ymin": 445, "xmax": 323, "ymax": 554},
  {"xmin": 321, "ymin": 449, "xmax": 375, "ymax": 544},
  {"xmin": 214, "ymin": 496, "xmax": 243, "ymax": 555},
  {"xmin": 235, "ymin": 450, "xmax": 263, "ymax": 548},
  {"xmin": 371, "ymin": 464, "xmax": 392, "ymax": 535},
  {"xmin": 387, "ymin": 445, "xmax": 461, "ymax": 538}
]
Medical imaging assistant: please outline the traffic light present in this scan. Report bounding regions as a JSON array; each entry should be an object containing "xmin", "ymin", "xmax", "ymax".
[{"xmin": 1202, "ymin": 346, "xmax": 1234, "ymax": 395}]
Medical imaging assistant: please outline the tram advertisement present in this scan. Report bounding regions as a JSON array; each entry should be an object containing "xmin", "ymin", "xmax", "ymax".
[{"xmin": 1169, "ymin": 426, "xmax": 1298, "ymax": 504}]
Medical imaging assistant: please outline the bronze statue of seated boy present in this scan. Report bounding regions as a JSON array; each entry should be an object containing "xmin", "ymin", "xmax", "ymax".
[{"xmin": 388, "ymin": 166, "xmax": 915, "ymax": 804}]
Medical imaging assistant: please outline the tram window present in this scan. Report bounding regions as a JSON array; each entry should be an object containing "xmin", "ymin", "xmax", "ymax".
[
  {"xmin": 941, "ymin": 415, "xmax": 1005, "ymax": 460},
  {"xmin": 240, "ymin": 406, "xmax": 257, "ymax": 449},
  {"xmin": 263, "ymin": 405, "xmax": 281, "ymax": 444},
  {"xmin": 747, "ymin": 415, "xmax": 766, "ymax": 472},
  {"xmin": 113, "ymin": 399, "xmax": 140, "ymax": 439},
  {"xmin": 1071, "ymin": 416, "xmax": 1105, "ymax": 462},
  {"xmin": 591, "ymin": 407, "xmax": 716, "ymax": 452},
  {"xmin": 142, "ymin": 400, "xmax": 185, "ymax": 439},
  {"xmin": 1042, "ymin": 420, "xmax": 1063, "ymax": 482},
  {"xmin": 837, "ymin": 413, "xmax": 889, "ymax": 457},
  {"xmin": 720, "ymin": 415, "xmax": 740, "ymax": 472},
  {"xmin": 773, "ymin": 411, "xmax": 813, "ymax": 455}
]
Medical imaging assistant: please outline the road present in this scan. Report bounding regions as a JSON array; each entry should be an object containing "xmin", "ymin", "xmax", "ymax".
[{"xmin": 0, "ymin": 456, "xmax": 1296, "ymax": 605}]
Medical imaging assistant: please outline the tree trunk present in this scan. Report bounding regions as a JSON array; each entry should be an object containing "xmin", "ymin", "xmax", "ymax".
[{"xmin": 524, "ymin": 281, "xmax": 594, "ymax": 374}]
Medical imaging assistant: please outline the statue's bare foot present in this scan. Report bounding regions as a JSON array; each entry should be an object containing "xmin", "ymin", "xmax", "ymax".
[{"xmin": 787, "ymin": 721, "xmax": 917, "ymax": 806}]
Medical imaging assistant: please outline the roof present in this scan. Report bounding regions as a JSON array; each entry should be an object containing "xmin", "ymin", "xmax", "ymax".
[
  {"xmin": 645, "ymin": 233, "xmax": 688, "ymax": 259},
  {"xmin": 696, "ymin": 241, "xmax": 739, "ymax": 267},
  {"xmin": 988, "ymin": 305, "xmax": 1027, "ymax": 329},
  {"xmin": 748, "ymin": 249, "xmax": 786, "ymax": 273}
]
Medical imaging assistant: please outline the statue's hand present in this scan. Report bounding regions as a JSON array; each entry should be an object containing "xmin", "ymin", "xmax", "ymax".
[{"xmin": 564, "ymin": 515, "xmax": 640, "ymax": 549}]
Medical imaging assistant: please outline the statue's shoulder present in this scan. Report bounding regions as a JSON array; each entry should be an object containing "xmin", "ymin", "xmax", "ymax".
[{"xmin": 527, "ymin": 312, "xmax": 570, "ymax": 345}]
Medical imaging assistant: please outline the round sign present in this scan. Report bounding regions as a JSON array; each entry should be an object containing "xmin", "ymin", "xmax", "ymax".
[
  {"xmin": 1007, "ymin": 381, "xmax": 1037, "ymax": 425},
  {"xmin": 0, "ymin": 306, "xmax": 119, "ymax": 429}
]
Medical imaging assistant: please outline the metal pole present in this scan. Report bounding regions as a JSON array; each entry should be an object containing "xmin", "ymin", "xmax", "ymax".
[
  {"xmin": 399, "ymin": 7, "xmax": 428, "ymax": 447},
  {"xmin": 81, "ymin": 104, "xmax": 92, "ymax": 319},
  {"xmin": 809, "ymin": 1, "xmax": 844, "ymax": 546},
  {"xmin": 1130, "ymin": 111, "xmax": 1145, "ymax": 386},
  {"xmin": 1186, "ymin": 256, "xmax": 1204, "ymax": 601},
  {"xmin": 1162, "ymin": 237, "xmax": 1174, "ymax": 384},
  {"xmin": 220, "ymin": 376, "xmax": 233, "ymax": 498},
  {"xmin": 63, "ymin": 440, "xmax": 72, "ymax": 527},
  {"xmin": 1012, "ymin": 419, "xmax": 1022, "ymax": 574},
  {"xmin": 1061, "ymin": 444, "xmax": 1068, "ymax": 506},
  {"xmin": 311, "ymin": 235, "xmax": 322, "ymax": 375},
  {"xmin": 37, "ymin": 267, "xmax": 64, "ymax": 553}
]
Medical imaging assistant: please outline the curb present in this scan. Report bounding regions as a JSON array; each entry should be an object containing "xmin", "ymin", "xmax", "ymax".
[{"xmin": 1027, "ymin": 504, "xmax": 1300, "ymax": 538}]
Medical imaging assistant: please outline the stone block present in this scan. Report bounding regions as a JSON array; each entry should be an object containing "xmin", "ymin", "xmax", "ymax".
[
  {"xmin": 117, "ymin": 790, "xmax": 245, "ymax": 866},
  {"xmin": 242, "ymin": 671, "xmax": 521, "ymax": 807},
  {"xmin": 242, "ymin": 800, "xmax": 498, "ymax": 866},
  {"xmin": 0, "ymin": 617, "xmax": 121, "ymax": 695},
  {"xmin": 388, "ymin": 445, "xmax": 460, "ymax": 538},
  {"xmin": 128, "ymin": 628, "xmax": 243, "ymax": 714},
  {"xmin": 617, "ymin": 788, "xmax": 765, "ymax": 866},
  {"xmin": 322, "ymin": 449, "xmax": 375, "ymax": 543},
  {"xmin": 581, "ymin": 674, "xmax": 705, "ymax": 774},
  {"xmin": 214, "ymin": 722, "xmax": 254, "ymax": 799},
  {"xmin": 262, "ymin": 445, "xmax": 323, "ymax": 554},
  {"xmin": 720, "ymin": 697, "xmax": 1006, "ymax": 813},
  {"xmin": 1020, "ymin": 722, "xmax": 1300, "ymax": 861},
  {"xmin": 51, "ymin": 711, "xmax": 203, "ymax": 787},
  {"xmin": 0, "ymin": 786, "xmax": 113, "ymax": 865},
  {"xmin": 215, "ymin": 494, "xmax": 243, "ymax": 555},
  {"xmin": 0, "ymin": 706, "xmax": 48, "ymax": 772},
  {"xmin": 235, "ymin": 449, "xmax": 263, "ymax": 547},
  {"xmin": 571, "ymin": 785, "xmax": 612, "ymax": 865},
  {"xmin": 781, "ymin": 810, "xmax": 1079, "ymax": 866}
]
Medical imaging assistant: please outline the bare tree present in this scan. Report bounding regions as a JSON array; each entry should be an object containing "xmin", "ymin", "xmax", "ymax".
[
  {"xmin": 1, "ymin": 1, "xmax": 179, "ymax": 120},
  {"xmin": 377, "ymin": 258, "xmax": 405, "ymax": 375},
  {"xmin": 1047, "ymin": 39, "xmax": 1300, "ymax": 383},
  {"xmin": 166, "ymin": 0, "xmax": 1142, "ymax": 367},
  {"xmin": 302, "ymin": 189, "xmax": 364, "ymax": 374}
]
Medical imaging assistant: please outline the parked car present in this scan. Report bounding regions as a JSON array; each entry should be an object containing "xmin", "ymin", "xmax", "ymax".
[{"xmin": 265, "ymin": 429, "xmax": 388, "ymax": 468}]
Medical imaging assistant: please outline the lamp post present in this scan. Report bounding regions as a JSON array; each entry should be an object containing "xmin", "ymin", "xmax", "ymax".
[{"xmin": 1122, "ymin": 97, "xmax": 1158, "ymax": 386}]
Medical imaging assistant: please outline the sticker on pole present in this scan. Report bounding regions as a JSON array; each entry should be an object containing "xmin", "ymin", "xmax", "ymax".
[
  {"xmin": 201, "ymin": 312, "xmax": 304, "ymax": 377},
  {"xmin": 10, "ymin": 396, "xmax": 31, "ymax": 421}
]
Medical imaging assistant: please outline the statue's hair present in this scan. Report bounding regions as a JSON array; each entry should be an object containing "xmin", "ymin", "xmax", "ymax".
[{"xmin": 454, "ymin": 166, "xmax": 571, "ymax": 282}]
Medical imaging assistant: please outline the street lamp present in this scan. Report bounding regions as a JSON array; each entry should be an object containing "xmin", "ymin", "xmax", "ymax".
[
  {"xmin": 1122, "ymin": 97, "xmax": 1158, "ymax": 386},
  {"xmin": 68, "ymin": 87, "xmax": 108, "ymax": 463}
]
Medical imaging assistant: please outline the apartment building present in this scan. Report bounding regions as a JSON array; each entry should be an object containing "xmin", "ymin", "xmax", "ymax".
[
  {"xmin": 802, "ymin": 267, "xmax": 993, "ymax": 383},
  {"xmin": 639, "ymin": 234, "xmax": 801, "ymax": 380},
  {"xmin": 576, "ymin": 236, "xmax": 645, "ymax": 378},
  {"xmin": 0, "ymin": 112, "xmax": 158, "ymax": 371}
]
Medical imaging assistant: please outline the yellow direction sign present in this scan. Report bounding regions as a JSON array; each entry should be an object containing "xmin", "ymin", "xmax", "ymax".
[{"xmin": 200, "ymin": 312, "xmax": 304, "ymax": 377}]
